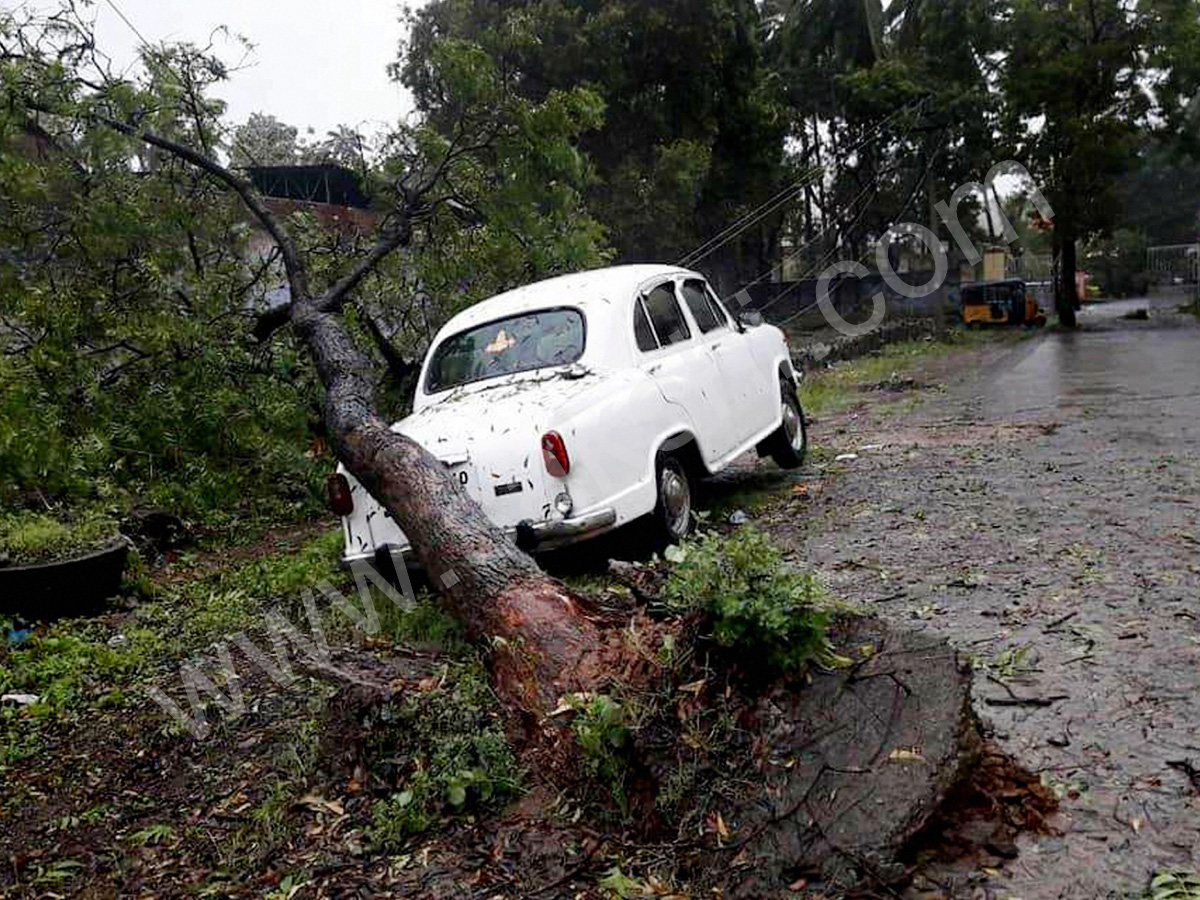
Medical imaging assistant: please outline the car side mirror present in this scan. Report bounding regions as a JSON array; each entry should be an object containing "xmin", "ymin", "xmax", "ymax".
[{"xmin": 738, "ymin": 310, "xmax": 764, "ymax": 329}]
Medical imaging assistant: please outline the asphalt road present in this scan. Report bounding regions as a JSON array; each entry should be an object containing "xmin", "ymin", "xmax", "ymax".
[{"xmin": 776, "ymin": 295, "xmax": 1200, "ymax": 898}]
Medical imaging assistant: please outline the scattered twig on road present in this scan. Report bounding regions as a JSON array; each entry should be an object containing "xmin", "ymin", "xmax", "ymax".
[
  {"xmin": 1043, "ymin": 611, "xmax": 1078, "ymax": 631},
  {"xmin": 985, "ymin": 695, "xmax": 1070, "ymax": 708},
  {"xmin": 984, "ymin": 675, "xmax": 1068, "ymax": 707},
  {"xmin": 1167, "ymin": 759, "xmax": 1200, "ymax": 793}
]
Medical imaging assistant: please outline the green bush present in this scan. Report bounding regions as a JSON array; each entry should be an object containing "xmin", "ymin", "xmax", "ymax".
[
  {"xmin": 1147, "ymin": 872, "xmax": 1200, "ymax": 900},
  {"xmin": 570, "ymin": 693, "xmax": 631, "ymax": 814},
  {"xmin": 366, "ymin": 661, "xmax": 519, "ymax": 848},
  {"xmin": 662, "ymin": 527, "xmax": 828, "ymax": 674},
  {"xmin": 0, "ymin": 344, "xmax": 326, "ymax": 530},
  {"xmin": 0, "ymin": 509, "xmax": 118, "ymax": 565}
]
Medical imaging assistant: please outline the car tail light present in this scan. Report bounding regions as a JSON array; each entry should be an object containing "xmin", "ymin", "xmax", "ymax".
[
  {"xmin": 541, "ymin": 431, "xmax": 570, "ymax": 477},
  {"xmin": 326, "ymin": 473, "xmax": 354, "ymax": 516}
]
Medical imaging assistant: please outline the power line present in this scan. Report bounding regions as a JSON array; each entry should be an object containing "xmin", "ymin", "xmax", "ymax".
[
  {"xmin": 101, "ymin": 0, "xmax": 151, "ymax": 50},
  {"xmin": 676, "ymin": 93, "xmax": 931, "ymax": 272},
  {"xmin": 732, "ymin": 97, "xmax": 930, "ymax": 302},
  {"xmin": 679, "ymin": 166, "xmax": 824, "ymax": 268},
  {"xmin": 768, "ymin": 132, "xmax": 951, "ymax": 331}
]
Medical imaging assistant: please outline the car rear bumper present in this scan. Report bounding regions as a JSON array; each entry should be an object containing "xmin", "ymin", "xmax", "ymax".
[
  {"xmin": 339, "ymin": 507, "xmax": 618, "ymax": 566},
  {"xmin": 515, "ymin": 507, "xmax": 618, "ymax": 551}
]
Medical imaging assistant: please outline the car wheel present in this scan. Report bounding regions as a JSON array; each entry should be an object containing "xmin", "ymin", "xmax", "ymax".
[
  {"xmin": 768, "ymin": 379, "xmax": 807, "ymax": 470},
  {"xmin": 652, "ymin": 452, "xmax": 694, "ymax": 546}
]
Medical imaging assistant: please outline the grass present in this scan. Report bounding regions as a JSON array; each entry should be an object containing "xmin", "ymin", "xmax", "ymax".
[
  {"xmin": 798, "ymin": 338, "xmax": 941, "ymax": 417},
  {"xmin": 0, "ymin": 509, "xmax": 119, "ymax": 565},
  {"xmin": 0, "ymin": 516, "xmax": 472, "ymax": 748},
  {"xmin": 796, "ymin": 329, "xmax": 1014, "ymax": 418},
  {"xmin": 0, "ymin": 511, "xmax": 521, "ymax": 877},
  {"xmin": 1146, "ymin": 871, "xmax": 1200, "ymax": 900},
  {"xmin": 365, "ymin": 659, "xmax": 519, "ymax": 847},
  {"xmin": 0, "ymin": 527, "xmax": 358, "ymax": 768}
]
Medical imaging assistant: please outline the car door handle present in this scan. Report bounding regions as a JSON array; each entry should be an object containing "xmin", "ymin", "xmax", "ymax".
[
  {"xmin": 648, "ymin": 364, "xmax": 662, "ymax": 374},
  {"xmin": 709, "ymin": 343, "xmax": 721, "ymax": 351}
]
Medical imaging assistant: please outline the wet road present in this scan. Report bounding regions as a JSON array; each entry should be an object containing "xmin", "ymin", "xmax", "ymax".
[
  {"xmin": 779, "ymin": 296, "xmax": 1200, "ymax": 898},
  {"xmin": 966, "ymin": 296, "xmax": 1200, "ymax": 429}
]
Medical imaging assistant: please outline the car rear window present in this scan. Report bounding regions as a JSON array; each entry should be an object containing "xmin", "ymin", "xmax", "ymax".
[{"xmin": 426, "ymin": 308, "xmax": 586, "ymax": 393}]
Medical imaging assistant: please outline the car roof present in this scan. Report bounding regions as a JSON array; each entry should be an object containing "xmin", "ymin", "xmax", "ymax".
[{"xmin": 437, "ymin": 264, "xmax": 695, "ymax": 335}]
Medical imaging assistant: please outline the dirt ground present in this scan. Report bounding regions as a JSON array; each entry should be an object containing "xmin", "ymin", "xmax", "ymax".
[
  {"xmin": 4, "ymin": 300, "xmax": 1197, "ymax": 899},
  {"xmin": 751, "ymin": 296, "xmax": 1200, "ymax": 898}
]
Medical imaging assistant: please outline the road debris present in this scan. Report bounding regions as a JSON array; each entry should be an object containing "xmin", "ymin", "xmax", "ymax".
[
  {"xmin": 1, "ymin": 693, "xmax": 40, "ymax": 706},
  {"xmin": 1167, "ymin": 759, "xmax": 1200, "ymax": 793}
]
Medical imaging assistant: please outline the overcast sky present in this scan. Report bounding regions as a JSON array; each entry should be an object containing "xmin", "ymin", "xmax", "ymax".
[{"xmin": 25, "ymin": 0, "xmax": 423, "ymax": 135}]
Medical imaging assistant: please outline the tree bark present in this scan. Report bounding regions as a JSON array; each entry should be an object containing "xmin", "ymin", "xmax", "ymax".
[
  {"xmin": 297, "ymin": 305, "xmax": 606, "ymax": 726},
  {"xmin": 96, "ymin": 115, "xmax": 609, "ymax": 736},
  {"xmin": 1055, "ymin": 221, "xmax": 1079, "ymax": 328}
]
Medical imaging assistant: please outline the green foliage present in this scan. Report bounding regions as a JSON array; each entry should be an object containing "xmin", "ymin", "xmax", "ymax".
[
  {"xmin": 597, "ymin": 866, "xmax": 652, "ymax": 899},
  {"xmin": 1085, "ymin": 228, "xmax": 1153, "ymax": 298},
  {"xmin": 1148, "ymin": 872, "xmax": 1200, "ymax": 900},
  {"xmin": 1, "ymin": 5, "xmax": 615, "ymax": 531},
  {"xmin": 0, "ymin": 527, "xmax": 345, "ymax": 771},
  {"xmin": 401, "ymin": 0, "xmax": 788, "ymax": 289},
  {"xmin": 973, "ymin": 644, "xmax": 1036, "ymax": 682},
  {"xmin": 0, "ymin": 509, "xmax": 117, "ymax": 565},
  {"xmin": 570, "ymin": 693, "xmax": 631, "ymax": 814},
  {"xmin": 376, "ymin": 34, "xmax": 612, "ymax": 330},
  {"xmin": 218, "ymin": 529, "xmax": 344, "ymax": 602},
  {"xmin": 366, "ymin": 661, "xmax": 519, "ymax": 847},
  {"xmin": 379, "ymin": 595, "xmax": 464, "ymax": 651},
  {"xmin": 0, "ymin": 623, "xmax": 168, "ymax": 708},
  {"xmin": 0, "ymin": 40, "xmax": 327, "ymax": 527},
  {"xmin": 662, "ymin": 528, "xmax": 828, "ymax": 674},
  {"xmin": 128, "ymin": 823, "xmax": 177, "ymax": 847}
]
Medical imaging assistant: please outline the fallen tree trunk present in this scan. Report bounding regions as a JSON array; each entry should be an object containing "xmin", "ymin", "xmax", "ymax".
[{"xmin": 90, "ymin": 116, "xmax": 612, "ymax": 735}]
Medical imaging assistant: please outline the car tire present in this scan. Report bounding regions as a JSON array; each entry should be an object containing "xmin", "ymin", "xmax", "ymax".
[
  {"xmin": 767, "ymin": 379, "xmax": 808, "ymax": 470},
  {"xmin": 651, "ymin": 451, "xmax": 694, "ymax": 547}
]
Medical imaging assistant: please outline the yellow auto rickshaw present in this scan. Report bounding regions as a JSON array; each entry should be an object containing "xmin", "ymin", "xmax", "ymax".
[{"xmin": 961, "ymin": 279, "xmax": 1047, "ymax": 327}]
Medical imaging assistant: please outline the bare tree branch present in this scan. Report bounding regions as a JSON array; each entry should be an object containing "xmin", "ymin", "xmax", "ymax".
[
  {"xmin": 76, "ymin": 106, "xmax": 314, "ymax": 304},
  {"xmin": 313, "ymin": 217, "xmax": 415, "ymax": 314}
]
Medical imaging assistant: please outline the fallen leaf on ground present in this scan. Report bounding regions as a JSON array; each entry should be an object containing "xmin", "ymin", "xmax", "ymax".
[{"xmin": 888, "ymin": 748, "xmax": 926, "ymax": 763}]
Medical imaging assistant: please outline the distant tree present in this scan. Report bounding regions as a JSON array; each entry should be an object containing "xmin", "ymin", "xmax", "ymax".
[
  {"xmin": 1000, "ymin": 0, "xmax": 1200, "ymax": 326},
  {"xmin": 1084, "ymin": 227, "xmax": 1152, "ymax": 297},
  {"xmin": 400, "ymin": 0, "xmax": 787, "ymax": 293},
  {"xmin": 1116, "ymin": 143, "xmax": 1200, "ymax": 245},
  {"xmin": 765, "ymin": 0, "xmax": 1004, "ymax": 275},
  {"xmin": 2, "ymin": 6, "xmax": 621, "ymax": 740},
  {"xmin": 304, "ymin": 125, "xmax": 372, "ymax": 175},
  {"xmin": 229, "ymin": 111, "xmax": 301, "ymax": 167}
]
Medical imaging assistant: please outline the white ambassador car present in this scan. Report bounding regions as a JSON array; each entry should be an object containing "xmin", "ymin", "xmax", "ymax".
[{"xmin": 330, "ymin": 264, "xmax": 806, "ymax": 568}]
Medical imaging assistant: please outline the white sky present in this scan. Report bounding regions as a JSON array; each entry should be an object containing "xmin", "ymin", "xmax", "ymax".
[{"xmin": 22, "ymin": 0, "xmax": 423, "ymax": 136}]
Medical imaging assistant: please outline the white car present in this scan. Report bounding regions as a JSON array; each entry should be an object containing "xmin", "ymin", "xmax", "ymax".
[{"xmin": 330, "ymin": 264, "xmax": 806, "ymax": 569}]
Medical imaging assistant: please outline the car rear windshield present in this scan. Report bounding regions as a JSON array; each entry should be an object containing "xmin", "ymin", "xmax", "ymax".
[{"xmin": 425, "ymin": 308, "xmax": 586, "ymax": 393}]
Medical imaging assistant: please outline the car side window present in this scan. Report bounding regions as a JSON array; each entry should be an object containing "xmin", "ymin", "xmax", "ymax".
[
  {"xmin": 641, "ymin": 283, "xmax": 692, "ymax": 348},
  {"xmin": 633, "ymin": 299, "xmax": 658, "ymax": 351},
  {"xmin": 704, "ymin": 284, "xmax": 735, "ymax": 327},
  {"xmin": 681, "ymin": 279, "xmax": 725, "ymax": 333}
]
